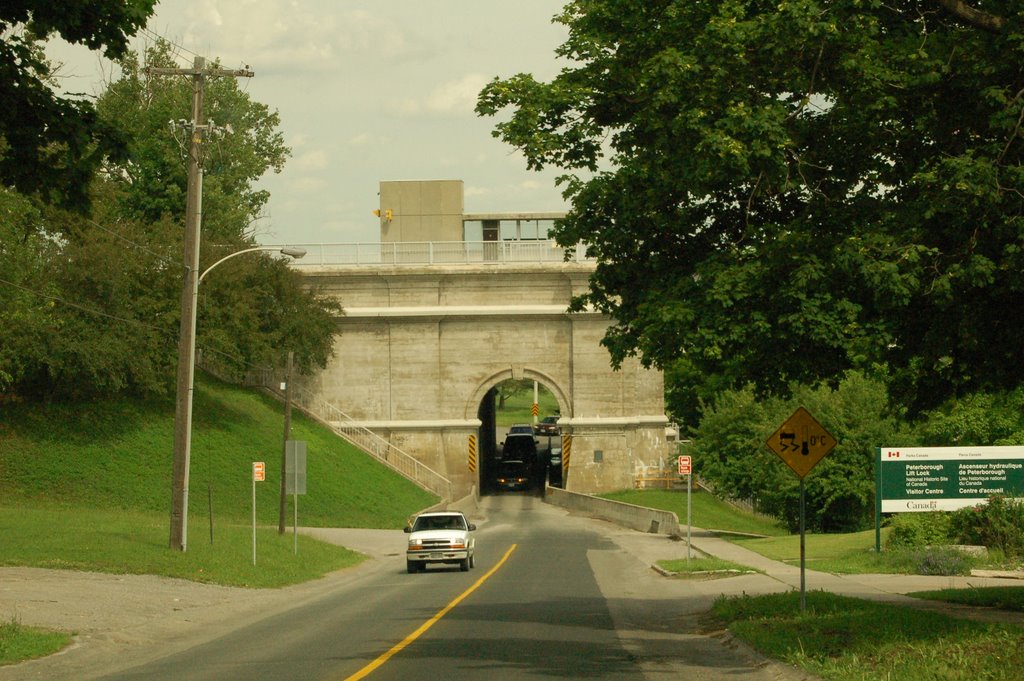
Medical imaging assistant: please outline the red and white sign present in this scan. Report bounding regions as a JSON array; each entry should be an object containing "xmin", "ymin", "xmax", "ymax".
[
  {"xmin": 678, "ymin": 455, "xmax": 692, "ymax": 476},
  {"xmin": 253, "ymin": 461, "xmax": 266, "ymax": 482}
]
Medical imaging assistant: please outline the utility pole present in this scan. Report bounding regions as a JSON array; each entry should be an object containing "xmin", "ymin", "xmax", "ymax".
[
  {"xmin": 150, "ymin": 56, "xmax": 254, "ymax": 552},
  {"xmin": 279, "ymin": 350, "xmax": 293, "ymax": 534}
]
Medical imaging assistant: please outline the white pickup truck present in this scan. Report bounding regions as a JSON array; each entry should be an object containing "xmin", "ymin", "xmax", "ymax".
[{"xmin": 404, "ymin": 511, "xmax": 477, "ymax": 573}]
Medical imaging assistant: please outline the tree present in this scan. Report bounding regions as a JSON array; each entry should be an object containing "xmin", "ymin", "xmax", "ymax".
[
  {"xmin": 91, "ymin": 40, "xmax": 336, "ymax": 382},
  {"xmin": 0, "ymin": 188, "xmax": 57, "ymax": 394},
  {"xmin": 96, "ymin": 39, "xmax": 289, "ymax": 238},
  {"xmin": 197, "ymin": 250, "xmax": 341, "ymax": 381},
  {"xmin": 0, "ymin": 1, "xmax": 156, "ymax": 211},
  {"xmin": 918, "ymin": 387, "xmax": 1024, "ymax": 446},
  {"xmin": 1, "ymin": 39, "xmax": 337, "ymax": 401},
  {"xmin": 693, "ymin": 373, "xmax": 911, "ymax": 532},
  {"xmin": 478, "ymin": 0, "xmax": 1024, "ymax": 414},
  {"xmin": 496, "ymin": 379, "xmax": 534, "ymax": 411}
]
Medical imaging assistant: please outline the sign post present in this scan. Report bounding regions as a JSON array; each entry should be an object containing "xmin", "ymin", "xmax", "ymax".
[
  {"xmin": 252, "ymin": 461, "xmax": 265, "ymax": 565},
  {"xmin": 766, "ymin": 407, "xmax": 836, "ymax": 612},
  {"xmin": 285, "ymin": 441, "xmax": 307, "ymax": 555},
  {"xmin": 678, "ymin": 454, "xmax": 693, "ymax": 561}
]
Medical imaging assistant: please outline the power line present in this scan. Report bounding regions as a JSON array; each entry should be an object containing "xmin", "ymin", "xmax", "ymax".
[
  {"xmin": 83, "ymin": 218, "xmax": 181, "ymax": 270},
  {"xmin": 0, "ymin": 276, "xmax": 173, "ymax": 336},
  {"xmin": 139, "ymin": 27, "xmax": 205, "ymax": 66}
]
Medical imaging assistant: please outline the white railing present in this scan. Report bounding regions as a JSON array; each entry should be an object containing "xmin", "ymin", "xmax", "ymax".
[
  {"xmin": 286, "ymin": 240, "xmax": 594, "ymax": 267},
  {"xmin": 291, "ymin": 389, "xmax": 452, "ymax": 500}
]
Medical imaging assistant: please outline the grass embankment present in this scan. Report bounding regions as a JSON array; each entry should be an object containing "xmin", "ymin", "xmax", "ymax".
[
  {"xmin": 0, "ymin": 371, "xmax": 438, "ymax": 584},
  {"xmin": 1, "ymin": 372, "xmax": 440, "ymax": 663},
  {"xmin": 0, "ymin": 371, "xmax": 436, "ymax": 531}
]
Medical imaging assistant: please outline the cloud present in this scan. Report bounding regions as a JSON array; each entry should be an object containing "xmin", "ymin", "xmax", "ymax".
[
  {"xmin": 289, "ymin": 176, "xmax": 328, "ymax": 193},
  {"xmin": 293, "ymin": 149, "xmax": 328, "ymax": 171},
  {"xmin": 425, "ymin": 74, "xmax": 489, "ymax": 113},
  {"xmin": 167, "ymin": 2, "xmax": 413, "ymax": 74},
  {"xmin": 349, "ymin": 132, "xmax": 391, "ymax": 146},
  {"xmin": 396, "ymin": 74, "xmax": 489, "ymax": 117}
]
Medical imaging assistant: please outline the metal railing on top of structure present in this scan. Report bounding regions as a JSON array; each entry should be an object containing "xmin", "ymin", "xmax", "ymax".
[{"xmin": 286, "ymin": 240, "xmax": 594, "ymax": 267}]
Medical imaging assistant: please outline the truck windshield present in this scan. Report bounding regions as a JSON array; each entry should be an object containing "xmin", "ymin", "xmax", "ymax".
[{"xmin": 414, "ymin": 515, "xmax": 465, "ymax": 531}]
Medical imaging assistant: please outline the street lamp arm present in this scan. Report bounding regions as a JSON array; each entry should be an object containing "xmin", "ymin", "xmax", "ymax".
[
  {"xmin": 171, "ymin": 242, "xmax": 306, "ymax": 552},
  {"xmin": 198, "ymin": 246, "xmax": 307, "ymax": 284}
]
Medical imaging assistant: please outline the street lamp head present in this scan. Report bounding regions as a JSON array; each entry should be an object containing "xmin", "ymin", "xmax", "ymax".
[{"xmin": 280, "ymin": 247, "xmax": 307, "ymax": 259}]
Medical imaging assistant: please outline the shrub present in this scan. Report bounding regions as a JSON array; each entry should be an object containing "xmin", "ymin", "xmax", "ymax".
[
  {"xmin": 884, "ymin": 512, "xmax": 953, "ymax": 549},
  {"xmin": 884, "ymin": 546, "xmax": 976, "ymax": 576},
  {"xmin": 949, "ymin": 495, "xmax": 1024, "ymax": 558},
  {"xmin": 909, "ymin": 547, "xmax": 975, "ymax": 576}
]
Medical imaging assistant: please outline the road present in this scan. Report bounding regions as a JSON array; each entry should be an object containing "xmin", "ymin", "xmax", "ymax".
[{"xmin": 79, "ymin": 495, "xmax": 802, "ymax": 681}]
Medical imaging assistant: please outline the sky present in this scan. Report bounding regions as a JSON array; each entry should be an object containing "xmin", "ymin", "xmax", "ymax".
[{"xmin": 46, "ymin": 0, "xmax": 572, "ymax": 246}]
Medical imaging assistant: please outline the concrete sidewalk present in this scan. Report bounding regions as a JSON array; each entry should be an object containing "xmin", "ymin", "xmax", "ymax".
[{"xmin": 607, "ymin": 524, "xmax": 1024, "ymax": 626}]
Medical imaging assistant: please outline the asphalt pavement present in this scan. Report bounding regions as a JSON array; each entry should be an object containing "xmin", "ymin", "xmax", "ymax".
[
  {"xmin": 303, "ymin": 512, "xmax": 1024, "ymax": 627},
  {"xmin": 3, "ymin": 505, "xmax": 1021, "ymax": 681}
]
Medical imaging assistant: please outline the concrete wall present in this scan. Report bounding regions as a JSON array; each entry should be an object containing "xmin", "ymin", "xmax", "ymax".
[
  {"xmin": 544, "ymin": 486, "xmax": 681, "ymax": 536},
  {"xmin": 296, "ymin": 263, "xmax": 668, "ymax": 498},
  {"xmin": 379, "ymin": 180, "xmax": 465, "ymax": 243},
  {"xmin": 294, "ymin": 179, "xmax": 668, "ymax": 499}
]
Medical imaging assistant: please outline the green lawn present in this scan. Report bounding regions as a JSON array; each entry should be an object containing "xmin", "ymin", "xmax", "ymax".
[
  {"xmin": 729, "ymin": 529, "xmax": 903, "ymax": 573},
  {"xmin": 657, "ymin": 556, "xmax": 761, "ymax": 577},
  {"xmin": 0, "ymin": 505, "xmax": 365, "ymax": 588},
  {"xmin": 599, "ymin": 489, "xmax": 1002, "ymax": 576},
  {"xmin": 0, "ymin": 619, "xmax": 71, "ymax": 667},
  {"xmin": 713, "ymin": 591, "xmax": 1024, "ymax": 681}
]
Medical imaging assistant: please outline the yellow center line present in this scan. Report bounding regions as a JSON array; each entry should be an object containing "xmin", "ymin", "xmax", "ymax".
[{"xmin": 342, "ymin": 544, "xmax": 518, "ymax": 681}]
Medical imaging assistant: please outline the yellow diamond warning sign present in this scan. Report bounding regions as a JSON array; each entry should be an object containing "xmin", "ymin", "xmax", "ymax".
[{"xmin": 766, "ymin": 407, "xmax": 836, "ymax": 479}]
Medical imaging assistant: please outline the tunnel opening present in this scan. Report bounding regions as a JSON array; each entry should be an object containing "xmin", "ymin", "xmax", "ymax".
[{"xmin": 477, "ymin": 378, "xmax": 562, "ymax": 495}]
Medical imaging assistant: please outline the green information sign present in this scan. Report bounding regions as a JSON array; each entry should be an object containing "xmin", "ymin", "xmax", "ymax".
[
  {"xmin": 877, "ymin": 446, "xmax": 1024, "ymax": 513},
  {"xmin": 874, "ymin": 445, "xmax": 1024, "ymax": 552}
]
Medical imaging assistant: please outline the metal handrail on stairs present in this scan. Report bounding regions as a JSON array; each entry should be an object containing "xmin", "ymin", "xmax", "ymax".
[
  {"xmin": 283, "ymin": 386, "xmax": 452, "ymax": 501},
  {"xmin": 200, "ymin": 354, "xmax": 452, "ymax": 500}
]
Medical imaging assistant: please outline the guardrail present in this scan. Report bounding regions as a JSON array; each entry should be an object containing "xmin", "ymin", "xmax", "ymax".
[{"xmin": 286, "ymin": 240, "xmax": 593, "ymax": 267}]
